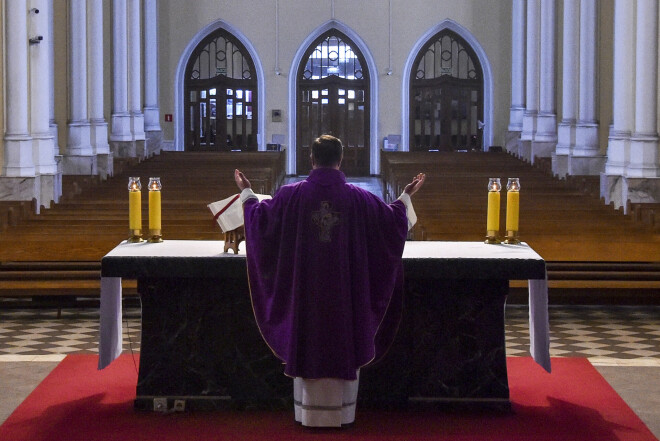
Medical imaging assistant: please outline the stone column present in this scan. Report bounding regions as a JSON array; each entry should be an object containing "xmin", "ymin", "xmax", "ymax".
[
  {"xmin": 29, "ymin": 0, "xmax": 59, "ymax": 208},
  {"xmin": 30, "ymin": 0, "xmax": 55, "ymax": 173},
  {"xmin": 602, "ymin": 0, "xmax": 635, "ymax": 208},
  {"xmin": 554, "ymin": 0, "xmax": 578, "ymax": 177},
  {"xmin": 47, "ymin": 0, "xmax": 59, "ymax": 157},
  {"xmin": 571, "ymin": 0, "xmax": 604, "ymax": 175},
  {"xmin": 110, "ymin": 0, "xmax": 134, "ymax": 157},
  {"xmin": 128, "ymin": 0, "xmax": 146, "ymax": 158},
  {"xmin": 628, "ymin": 0, "xmax": 659, "ymax": 178},
  {"xmin": 532, "ymin": 0, "xmax": 557, "ymax": 162},
  {"xmin": 624, "ymin": 0, "xmax": 660, "ymax": 204},
  {"xmin": 520, "ymin": 0, "xmax": 540, "ymax": 161},
  {"xmin": 143, "ymin": 0, "xmax": 162, "ymax": 156},
  {"xmin": 88, "ymin": 0, "xmax": 112, "ymax": 179},
  {"xmin": 2, "ymin": 0, "xmax": 35, "ymax": 179},
  {"xmin": 508, "ymin": 0, "xmax": 526, "ymax": 133},
  {"xmin": 65, "ymin": 0, "xmax": 95, "ymax": 175}
]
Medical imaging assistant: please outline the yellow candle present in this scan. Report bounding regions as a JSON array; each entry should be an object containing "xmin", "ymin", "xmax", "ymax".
[
  {"xmin": 506, "ymin": 190, "xmax": 520, "ymax": 232},
  {"xmin": 129, "ymin": 190, "xmax": 141, "ymax": 230},
  {"xmin": 149, "ymin": 190, "xmax": 161, "ymax": 230},
  {"xmin": 487, "ymin": 190, "xmax": 500, "ymax": 232}
]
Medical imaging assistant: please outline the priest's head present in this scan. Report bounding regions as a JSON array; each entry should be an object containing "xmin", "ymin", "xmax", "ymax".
[{"xmin": 311, "ymin": 135, "xmax": 343, "ymax": 170}]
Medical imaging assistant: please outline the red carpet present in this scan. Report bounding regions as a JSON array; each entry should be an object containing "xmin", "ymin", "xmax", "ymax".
[{"xmin": 0, "ymin": 355, "xmax": 657, "ymax": 441}]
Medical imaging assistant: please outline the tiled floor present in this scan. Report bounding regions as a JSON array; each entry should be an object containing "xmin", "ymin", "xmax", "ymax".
[
  {"xmin": 1, "ymin": 305, "xmax": 659, "ymax": 362},
  {"xmin": 507, "ymin": 305, "xmax": 660, "ymax": 361}
]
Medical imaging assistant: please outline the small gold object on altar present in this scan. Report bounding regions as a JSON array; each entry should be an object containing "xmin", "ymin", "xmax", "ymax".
[
  {"xmin": 485, "ymin": 177, "xmax": 501, "ymax": 244},
  {"xmin": 224, "ymin": 226, "xmax": 245, "ymax": 254},
  {"xmin": 504, "ymin": 178, "xmax": 521, "ymax": 244},
  {"xmin": 127, "ymin": 177, "xmax": 144, "ymax": 243},
  {"xmin": 147, "ymin": 177, "xmax": 163, "ymax": 243}
]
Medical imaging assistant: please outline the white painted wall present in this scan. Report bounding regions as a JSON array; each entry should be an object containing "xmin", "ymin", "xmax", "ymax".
[{"xmin": 157, "ymin": 0, "xmax": 513, "ymax": 173}]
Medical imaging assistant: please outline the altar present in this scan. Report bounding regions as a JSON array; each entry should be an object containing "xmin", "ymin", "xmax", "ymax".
[{"xmin": 99, "ymin": 240, "xmax": 549, "ymax": 411}]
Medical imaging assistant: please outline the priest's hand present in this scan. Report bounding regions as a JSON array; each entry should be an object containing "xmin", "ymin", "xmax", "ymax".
[
  {"xmin": 234, "ymin": 169, "xmax": 252, "ymax": 191},
  {"xmin": 404, "ymin": 173, "xmax": 426, "ymax": 197}
]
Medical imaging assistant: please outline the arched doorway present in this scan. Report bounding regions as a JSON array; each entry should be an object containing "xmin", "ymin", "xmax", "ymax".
[
  {"xmin": 297, "ymin": 30, "xmax": 370, "ymax": 176},
  {"xmin": 184, "ymin": 29, "xmax": 258, "ymax": 151},
  {"xmin": 410, "ymin": 29, "xmax": 483, "ymax": 152}
]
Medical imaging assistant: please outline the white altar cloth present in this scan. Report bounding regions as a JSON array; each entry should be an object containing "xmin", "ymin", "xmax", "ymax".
[{"xmin": 98, "ymin": 240, "xmax": 550, "ymax": 373}]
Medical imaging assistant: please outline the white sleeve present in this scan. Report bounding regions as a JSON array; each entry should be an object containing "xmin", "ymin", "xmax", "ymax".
[
  {"xmin": 240, "ymin": 188, "xmax": 258, "ymax": 203},
  {"xmin": 397, "ymin": 192, "xmax": 417, "ymax": 231}
]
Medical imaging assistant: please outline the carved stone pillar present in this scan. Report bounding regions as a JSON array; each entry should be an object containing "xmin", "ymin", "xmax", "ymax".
[
  {"xmin": 143, "ymin": 0, "xmax": 163, "ymax": 157},
  {"xmin": 553, "ymin": 0, "xmax": 578, "ymax": 177},
  {"xmin": 89, "ymin": 0, "xmax": 112, "ymax": 179},
  {"xmin": 570, "ymin": 0, "xmax": 605, "ymax": 175},
  {"xmin": 602, "ymin": 0, "xmax": 634, "ymax": 208}
]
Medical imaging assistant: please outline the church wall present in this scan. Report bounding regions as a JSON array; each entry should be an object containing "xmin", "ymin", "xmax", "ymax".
[
  {"xmin": 0, "ymin": 0, "xmax": 5, "ymax": 172},
  {"xmin": 157, "ymin": 0, "xmax": 513, "ymax": 154},
  {"xmin": 380, "ymin": 0, "xmax": 512, "ymax": 148}
]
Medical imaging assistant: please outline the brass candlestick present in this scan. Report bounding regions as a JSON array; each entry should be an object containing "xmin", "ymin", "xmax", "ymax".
[
  {"xmin": 503, "ymin": 230, "xmax": 520, "ymax": 244},
  {"xmin": 128, "ymin": 229, "xmax": 143, "ymax": 243},
  {"xmin": 148, "ymin": 229, "xmax": 163, "ymax": 243}
]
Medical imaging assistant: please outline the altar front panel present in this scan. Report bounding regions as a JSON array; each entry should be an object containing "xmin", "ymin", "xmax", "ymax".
[
  {"xmin": 136, "ymin": 277, "xmax": 291, "ymax": 409},
  {"xmin": 359, "ymin": 278, "xmax": 509, "ymax": 407},
  {"xmin": 100, "ymin": 240, "xmax": 548, "ymax": 410}
]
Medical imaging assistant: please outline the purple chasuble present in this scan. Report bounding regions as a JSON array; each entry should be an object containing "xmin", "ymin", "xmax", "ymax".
[{"xmin": 243, "ymin": 168, "xmax": 408, "ymax": 380}]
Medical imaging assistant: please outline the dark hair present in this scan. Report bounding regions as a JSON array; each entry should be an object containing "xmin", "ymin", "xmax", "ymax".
[{"xmin": 311, "ymin": 135, "xmax": 343, "ymax": 167}]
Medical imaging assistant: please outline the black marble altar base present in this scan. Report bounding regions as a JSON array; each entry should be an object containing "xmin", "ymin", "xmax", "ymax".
[
  {"xmin": 134, "ymin": 276, "xmax": 510, "ymax": 411},
  {"xmin": 135, "ymin": 277, "xmax": 292, "ymax": 411},
  {"xmin": 359, "ymin": 278, "xmax": 510, "ymax": 410}
]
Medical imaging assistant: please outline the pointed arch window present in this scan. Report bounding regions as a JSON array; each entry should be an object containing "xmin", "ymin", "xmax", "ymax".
[
  {"xmin": 297, "ymin": 30, "xmax": 370, "ymax": 176},
  {"xmin": 185, "ymin": 29, "xmax": 258, "ymax": 151},
  {"xmin": 300, "ymin": 34, "xmax": 365, "ymax": 80},
  {"xmin": 410, "ymin": 30, "xmax": 483, "ymax": 151}
]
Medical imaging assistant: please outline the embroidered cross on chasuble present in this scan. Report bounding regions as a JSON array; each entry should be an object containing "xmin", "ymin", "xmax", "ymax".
[{"xmin": 312, "ymin": 201, "xmax": 340, "ymax": 242}]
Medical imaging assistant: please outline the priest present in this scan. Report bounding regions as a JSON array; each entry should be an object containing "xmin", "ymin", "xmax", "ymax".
[{"xmin": 234, "ymin": 134, "xmax": 425, "ymax": 427}]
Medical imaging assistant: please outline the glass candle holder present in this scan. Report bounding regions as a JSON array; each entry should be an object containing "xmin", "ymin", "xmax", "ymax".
[
  {"xmin": 485, "ymin": 178, "xmax": 501, "ymax": 244},
  {"xmin": 148, "ymin": 177, "xmax": 163, "ymax": 243},
  {"xmin": 504, "ymin": 178, "xmax": 521, "ymax": 244},
  {"xmin": 127, "ymin": 177, "xmax": 143, "ymax": 243}
]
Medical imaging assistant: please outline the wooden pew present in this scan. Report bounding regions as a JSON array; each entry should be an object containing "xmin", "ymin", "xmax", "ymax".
[
  {"xmin": 0, "ymin": 150, "xmax": 285, "ymax": 304},
  {"xmin": 381, "ymin": 150, "xmax": 660, "ymax": 303}
]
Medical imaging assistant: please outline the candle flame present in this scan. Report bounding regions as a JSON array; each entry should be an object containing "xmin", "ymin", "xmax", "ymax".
[
  {"xmin": 148, "ymin": 177, "xmax": 162, "ymax": 191},
  {"xmin": 487, "ymin": 178, "xmax": 501, "ymax": 192},
  {"xmin": 128, "ymin": 177, "xmax": 141, "ymax": 191},
  {"xmin": 507, "ymin": 178, "xmax": 521, "ymax": 192}
]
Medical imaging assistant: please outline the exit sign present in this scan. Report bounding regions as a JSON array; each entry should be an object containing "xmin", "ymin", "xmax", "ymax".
[{"xmin": 164, "ymin": 114, "xmax": 172, "ymax": 122}]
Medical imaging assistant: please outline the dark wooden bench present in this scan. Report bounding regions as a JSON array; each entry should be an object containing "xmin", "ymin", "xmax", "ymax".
[
  {"xmin": 382, "ymin": 151, "xmax": 660, "ymax": 304},
  {"xmin": 0, "ymin": 151, "xmax": 286, "ymax": 305}
]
